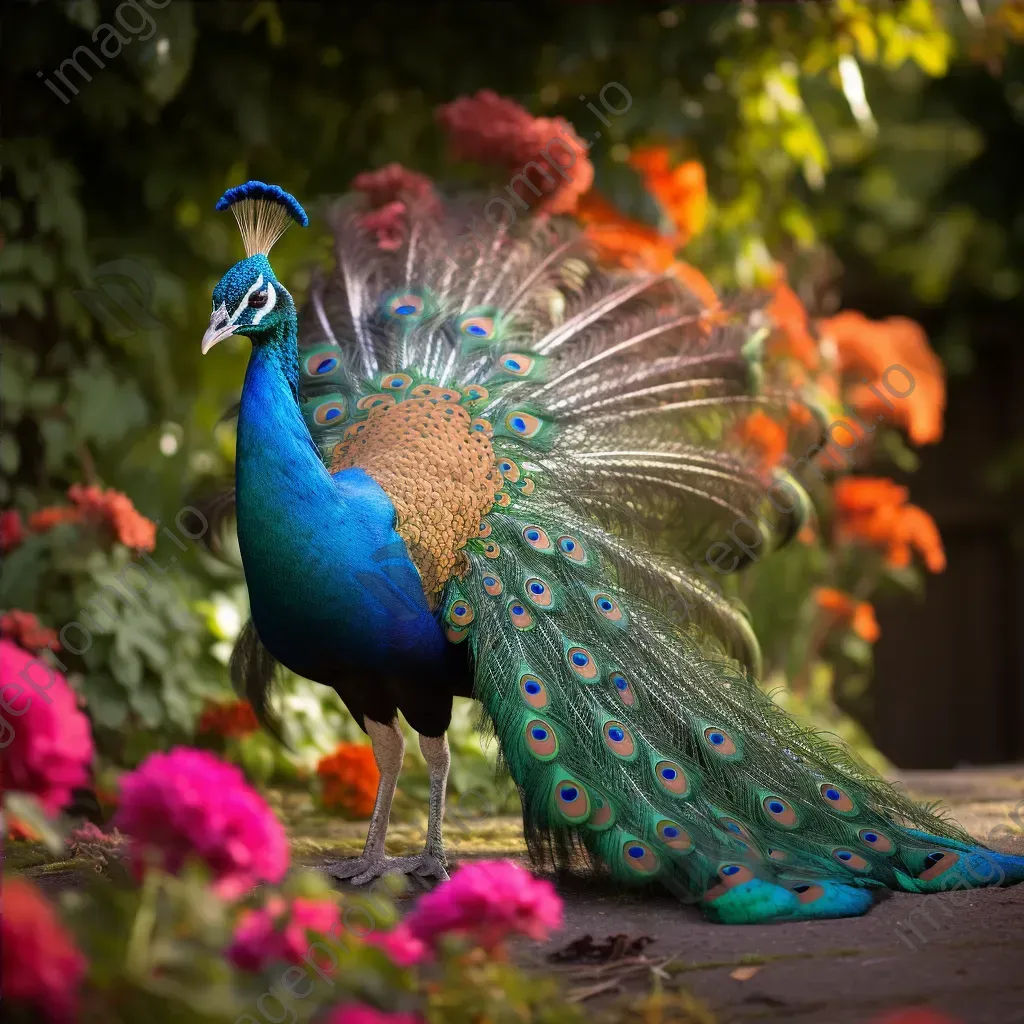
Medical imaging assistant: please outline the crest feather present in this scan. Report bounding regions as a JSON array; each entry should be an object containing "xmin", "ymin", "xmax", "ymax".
[{"xmin": 215, "ymin": 180, "xmax": 308, "ymax": 257}]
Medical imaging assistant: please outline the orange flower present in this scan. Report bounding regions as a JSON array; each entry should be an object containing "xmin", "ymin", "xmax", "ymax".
[
  {"xmin": 316, "ymin": 742, "xmax": 380, "ymax": 819},
  {"xmin": 436, "ymin": 90, "xmax": 594, "ymax": 215},
  {"xmin": 0, "ymin": 610, "xmax": 60, "ymax": 654},
  {"xmin": 576, "ymin": 190, "xmax": 678, "ymax": 271},
  {"xmin": 67, "ymin": 484, "xmax": 157, "ymax": 551},
  {"xmin": 28, "ymin": 505, "xmax": 81, "ymax": 532},
  {"xmin": 814, "ymin": 587, "xmax": 881, "ymax": 643},
  {"xmin": 197, "ymin": 699, "xmax": 260, "ymax": 739},
  {"xmin": 834, "ymin": 477, "xmax": 946, "ymax": 573},
  {"xmin": 736, "ymin": 410, "xmax": 787, "ymax": 473},
  {"xmin": 671, "ymin": 261, "xmax": 720, "ymax": 310},
  {"xmin": 818, "ymin": 311, "xmax": 945, "ymax": 446},
  {"xmin": 628, "ymin": 146, "xmax": 708, "ymax": 242},
  {"xmin": 767, "ymin": 267, "xmax": 819, "ymax": 370}
]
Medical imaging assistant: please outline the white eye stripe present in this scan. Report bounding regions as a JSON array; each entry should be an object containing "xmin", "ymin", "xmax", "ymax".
[
  {"xmin": 228, "ymin": 273, "xmax": 265, "ymax": 325},
  {"xmin": 251, "ymin": 280, "xmax": 276, "ymax": 324}
]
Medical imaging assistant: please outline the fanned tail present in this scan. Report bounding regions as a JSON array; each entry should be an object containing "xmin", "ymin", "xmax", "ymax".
[{"xmin": 293, "ymin": 193, "xmax": 1022, "ymax": 922}]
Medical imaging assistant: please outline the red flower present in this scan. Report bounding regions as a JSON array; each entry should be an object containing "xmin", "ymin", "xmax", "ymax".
[
  {"xmin": 352, "ymin": 163, "xmax": 441, "ymax": 251},
  {"xmin": 735, "ymin": 410, "xmax": 788, "ymax": 474},
  {"xmin": 323, "ymin": 1008, "xmax": 422, "ymax": 1024},
  {"xmin": 767, "ymin": 267, "xmax": 819, "ymax": 371},
  {"xmin": 1, "ymin": 876, "xmax": 86, "ymax": 1023},
  {"xmin": 317, "ymin": 742, "xmax": 380, "ymax": 819},
  {"xmin": 0, "ymin": 639, "xmax": 94, "ymax": 815},
  {"xmin": 628, "ymin": 146, "xmax": 708, "ymax": 241},
  {"xmin": 814, "ymin": 587, "xmax": 881, "ymax": 643},
  {"xmin": 197, "ymin": 699, "xmax": 260, "ymax": 739},
  {"xmin": 1, "ymin": 508, "xmax": 25, "ymax": 552},
  {"xmin": 28, "ymin": 505, "xmax": 82, "ymax": 532},
  {"xmin": 436, "ymin": 90, "xmax": 594, "ymax": 215},
  {"xmin": 0, "ymin": 609, "xmax": 61, "ymax": 654}
]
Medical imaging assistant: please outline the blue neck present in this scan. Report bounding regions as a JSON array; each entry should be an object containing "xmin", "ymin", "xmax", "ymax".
[{"xmin": 233, "ymin": 313, "xmax": 447, "ymax": 677}]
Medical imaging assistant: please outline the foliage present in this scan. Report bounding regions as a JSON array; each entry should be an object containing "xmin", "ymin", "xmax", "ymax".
[{"xmin": 2, "ymin": 0, "xmax": 1023, "ymax": 787}]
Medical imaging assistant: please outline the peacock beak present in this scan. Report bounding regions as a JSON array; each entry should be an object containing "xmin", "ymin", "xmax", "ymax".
[{"xmin": 202, "ymin": 306, "xmax": 236, "ymax": 354}]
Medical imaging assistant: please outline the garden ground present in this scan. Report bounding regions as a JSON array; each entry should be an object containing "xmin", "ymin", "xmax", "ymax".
[{"xmin": 21, "ymin": 766, "xmax": 1024, "ymax": 1024}]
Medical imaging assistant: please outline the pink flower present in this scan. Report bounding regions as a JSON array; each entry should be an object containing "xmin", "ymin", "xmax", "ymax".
[
  {"xmin": 228, "ymin": 895, "xmax": 341, "ymax": 971},
  {"xmin": 323, "ymin": 1007, "xmax": 422, "ymax": 1024},
  {"xmin": 0, "ymin": 639, "xmax": 94, "ymax": 815},
  {"xmin": 113, "ymin": 747, "xmax": 288, "ymax": 899},
  {"xmin": 870, "ymin": 1011, "xmax": 963, "ymax": 1024},
  {"xmin": 2, "ymin": 876, "xmax": 87, "ymax": 1023},
  {"xmin": 365, "ymin": 921, "xmax": 428, "ymax": 967},
  {"xmin": 435, "ymin": 90, "xmax": 594, "ymax": 214},
  {"xmin": 405, "ymin": 859, "xmax": 563, "ymax": 950}
]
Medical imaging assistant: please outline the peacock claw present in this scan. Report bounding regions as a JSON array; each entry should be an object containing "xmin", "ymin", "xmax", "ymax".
[{"xmin": 329, "ymin": 851, "xmax": 450, "ymax": 887}]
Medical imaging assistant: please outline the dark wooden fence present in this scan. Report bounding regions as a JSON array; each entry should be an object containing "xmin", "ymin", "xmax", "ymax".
[{"xmin": 870, "ymin": 323, "xmax": 1024, "ymax": 767}]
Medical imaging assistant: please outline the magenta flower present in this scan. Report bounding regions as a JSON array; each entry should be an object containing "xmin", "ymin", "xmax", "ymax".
[
  {"xmin": 405, "ymin": 859, "xmax": 563, "ymax": 950},
  {"xmin": 323, "ymin": 1007, "xmax": 422, "ymax": 1024},
  {"xmin": 113, "ymin": 747, "xmax": 288, "ymax": 898},
  {"xmin": 228, "ymin": 895, "xmax": 341, "ymax": 971},
  {"xmin": 365, "ymin": 920, "xmax": 428, "ymax": 967},
  {"xmin": 0, "ymin": 639, "xmax": 94, "ymax": 815}
]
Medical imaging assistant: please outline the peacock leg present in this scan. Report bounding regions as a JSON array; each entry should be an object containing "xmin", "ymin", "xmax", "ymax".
[
  {"xmin": 328, "ymin": 721, "xmax": 451, "ymax": 886},
  {"xmin": 329, "ymin": 717, "xmax": 405, "ymax": 884}
]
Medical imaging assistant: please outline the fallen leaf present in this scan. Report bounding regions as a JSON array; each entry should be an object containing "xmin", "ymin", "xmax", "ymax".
[{"xmin": 730, "ymin": 965, "xmax": 762, "ymax": 981}]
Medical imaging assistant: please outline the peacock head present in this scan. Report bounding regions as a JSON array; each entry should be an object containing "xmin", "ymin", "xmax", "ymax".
[{"xmin": 202, "ymin": 181, "xmax": 308, "ymax": 354}]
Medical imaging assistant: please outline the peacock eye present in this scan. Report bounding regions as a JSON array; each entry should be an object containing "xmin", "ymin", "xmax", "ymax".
[{"xmin": 248, "ymin": 289, "xmax": 269, "ymax": 308}]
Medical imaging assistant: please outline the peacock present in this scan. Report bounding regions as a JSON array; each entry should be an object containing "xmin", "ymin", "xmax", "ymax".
[{"xmin": 201, "ymin": 178, "xmax": 1024, "ymax": 924}]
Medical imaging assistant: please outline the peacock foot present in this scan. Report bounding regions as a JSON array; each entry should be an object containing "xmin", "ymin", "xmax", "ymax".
[{"xmin": 328, "ymin": 850, "xmax": 450, "ymax": 887}]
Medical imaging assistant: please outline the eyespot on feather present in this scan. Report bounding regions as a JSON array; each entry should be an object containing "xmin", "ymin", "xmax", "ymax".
[
  {"xmin": 498, "ymin": 352, "xmax": 535, "ymax": 376},
  {"xmin": 702, "ymin": 727, "xmax": 739, "ymax": 757},
  {"xmin": 592, "ymin": 592, "xmax": 626, "ymax": 624},
  {"xmin": 791, "ymin": 882, "xmax": 826, "ymax": 904},
  {"xmin": 567, "ymin": 646, "xmax": 599, "ymax": 680},
  {"xmin": 309, "ymin": 398, "xmax": 348, "ymax": 425},
  {"xmin": 762, "ymin": 796, "xmax": 799, "ymax": 827},
  {"xmin": 522, "ymin": 525, "xmax": 552, "ymax": 551},
  {"xmin": 717, "ymin": 816, "xmax": 753, "ymax": 841},
  {"xmin": 463, "ymin": 385, "xmax": 489, "ymax": 403},
  {"xmin": 557, "ymin": 535, "xmax": 587, "ymax": 563},
  {"xmin": 820, "ymin": 784, "xmax": 856, "ymax": 813},
  {"xmin": 508, "ymin": 600, "xmax": 534, "ymax": 630},
  {"xmin": 482, "ymin": 573, "xmax": 503, "ymax": 596},
  {"xmin": 482, "ymin": 541, "xmax": 501, "ymax": 559},
  {"xmin": 470, "ymin": 417, "xmax": 493, "ymax": 436},
  {"xmin": 447, "ymin": 599, "xmax": 474, "ymax": 627},
  {"xmin": 505, "ymin": 411, "xmax": 543, "ymax": 438},
  {"xmin": 654, "ymin": 760, "xmax": 689, "ymax": 796},
  {"xmin": 656, "ymin": 819, "xmax": 693, "ymax": 852},
  {"xmin": 622, "ymin": 840, "xmax": 659, "ymax": 874},
  {"xmin": 497, "ymin": 458, "xmax": 521, "ymax": 483},
  {"xmin": 602, "ymin": 720, "xmax": 635, "ymax": 758},
  {"xmin": 517, "ymin": 477, "xmax": 536, "ymax": 495},
  {"xmin": 478, "ymin": 519, "xmax": 492, "ymax": 539},
  {"xmin": 524, "ymin": 577, "xmax": 554, "ymax": 608},
  {"xmin": 587, "ymin": 790, "xmax": 615, "ymax": 831},
  {"xmin": 524, "ymin": 719, "xmax": 558, "ymax": 760},
  {"xmin": 461, "ymin": 315, "xmax": 495, "ymax": 340},
  {"xmin": 445, "ymin": 626, "xmax": 468, "ymax": 644},
  {"xmin": 357, "ymin": 393, "xmax": 396, "ymax": 412},
  {"xmin": 832, "ymin": 849, "xmax": 871, "ymax": 871},
  {"xmin": 519, "ymin": 673, "xmax": 549, "ymax": 709},
  {"xmin": 609, "ymin": 671, "xmax": 636, "ymax": 707},
  {"xmin": 380, "ymin": 372, "xmax": 413, "ymax": 391},
  {"xmin": 388, "ymin": 293, "xmax": 425, "ymax": 317},
  {"xmin": 704, "ymin": 863, "xmax": 755, "ymax": 901},
  {"xmin": 554, "ymin": 779, "xmax": 590, "ymax": 821},
  {"xmin": 303, "ymin": 348, "xmax": 342, "ymax": 379},
  {"xmin": 858, "ymin": 829, "xmax": 894, "ymax": 854},
  {"xmin": 918, "ymin": 851, "xmax": 959, "ymax": 880}
]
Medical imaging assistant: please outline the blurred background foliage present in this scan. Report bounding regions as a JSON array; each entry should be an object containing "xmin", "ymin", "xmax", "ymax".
[{"xmin": 3, "ymin": 0, "xmax": 1023, "ymax": 813}]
